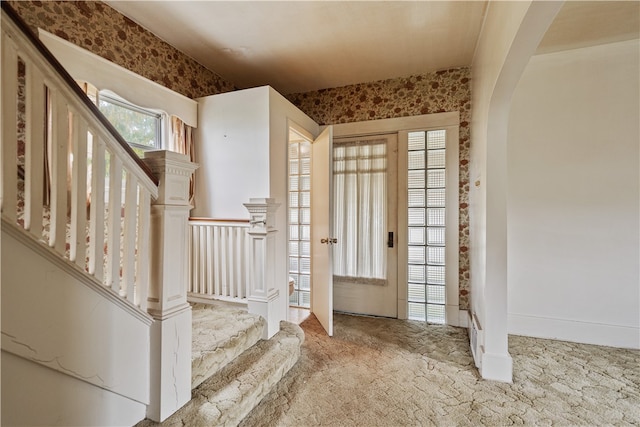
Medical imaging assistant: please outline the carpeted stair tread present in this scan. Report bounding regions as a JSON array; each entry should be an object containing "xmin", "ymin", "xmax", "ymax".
[
  {"xmin": 191, "ymin": 302, "xmax": 266, "ymax": 390},
  {"xmin": 138, "ymin": 321, "xmax": 304, "ymax": 427}
]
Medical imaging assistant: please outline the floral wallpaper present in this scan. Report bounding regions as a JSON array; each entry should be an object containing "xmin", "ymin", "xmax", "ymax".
[
  {"xmin": 6, "ymin": 0, "xmax": 236, "ymax": 99},
  {"xmin": 287, "ymin": 68, "xmax": 471, "ymax": 310}
]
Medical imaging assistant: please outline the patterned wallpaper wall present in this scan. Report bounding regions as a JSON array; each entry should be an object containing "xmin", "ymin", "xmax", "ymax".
[
  {"xmin": 287, "ymin": 68, "xmax": 471, "ymax": 310},
  {"xmin": 7, "ymin": 0, "xmax": 236, "ymax": 98}
]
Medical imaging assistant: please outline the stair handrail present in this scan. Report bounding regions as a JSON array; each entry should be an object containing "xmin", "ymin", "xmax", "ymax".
[
  {"xmin": 2, "ymin": 3, "xmax": 159, "ymax": 311},
  {"xmin": 1, "ymin": 3, "xmax": 159, "ymax": 190}
]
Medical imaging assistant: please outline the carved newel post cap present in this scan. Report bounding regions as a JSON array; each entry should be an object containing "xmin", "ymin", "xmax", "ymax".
[{"xmin": 243, "ymin": 198, "xmax": 280, "ymax": 230}]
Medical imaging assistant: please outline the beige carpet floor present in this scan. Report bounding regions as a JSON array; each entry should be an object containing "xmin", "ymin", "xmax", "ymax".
[{"xmin": 240, "ymin": 313, "xmax": 640, "ymax": 426}]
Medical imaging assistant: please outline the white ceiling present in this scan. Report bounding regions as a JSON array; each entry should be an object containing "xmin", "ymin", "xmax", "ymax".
[{"xmin": 106, "ymin": 1, "xmax": 639, "ymax": 95}]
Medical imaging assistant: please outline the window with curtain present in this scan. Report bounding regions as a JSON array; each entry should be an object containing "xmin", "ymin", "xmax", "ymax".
[{"xmin": 333, "ymin": 138, "xmax": 387, "ymax": 285}]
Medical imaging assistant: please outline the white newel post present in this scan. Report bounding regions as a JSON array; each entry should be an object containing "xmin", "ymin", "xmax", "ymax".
[
  {"xmin": 143, "ymin": 151, "xmax": 198, "ymax": 422},
  {"xmin": 243, "ymin": 198, "xmax": 281, "ymax": 339}
]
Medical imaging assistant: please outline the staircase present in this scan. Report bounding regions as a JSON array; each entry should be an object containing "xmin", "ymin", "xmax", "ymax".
[
  {"xmin": 1, "ymin": 4, "xmax": 304, "ymax": 425},
  {"xmin": 138, "ymin": 302, "xmax": 305, "ymax": 427}
]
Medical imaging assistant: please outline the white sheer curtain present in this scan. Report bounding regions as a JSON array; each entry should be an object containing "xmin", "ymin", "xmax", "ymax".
[{"xmin": 333, "ymin": 138, "xmax": 387, "ymax": 284}]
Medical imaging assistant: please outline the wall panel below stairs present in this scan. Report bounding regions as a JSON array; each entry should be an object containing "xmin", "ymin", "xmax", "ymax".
[{"xmin": 1, "ymin": 224, "xmax": 152, "ymax": 426}]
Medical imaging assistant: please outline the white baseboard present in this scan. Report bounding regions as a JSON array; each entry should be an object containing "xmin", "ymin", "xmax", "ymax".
[
  {"xmin": 480, "ymin": 351, "xmax": 513, "ymax": 383},
  {"xmin": 508, "ymin": 313, "xmax": 640, "ymax": 349},
  {"xmin": 446, "ymin": 306, "xmax": 468, "ymax": 328}
]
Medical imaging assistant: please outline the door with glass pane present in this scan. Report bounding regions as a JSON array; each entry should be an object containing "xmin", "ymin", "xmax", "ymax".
[{"xmin": 332, "ymin": 134, "xmax": 398, "ymax": 318}]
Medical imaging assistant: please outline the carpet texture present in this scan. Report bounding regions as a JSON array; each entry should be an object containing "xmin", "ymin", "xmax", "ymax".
[
  {"xmin": 191, "ymin": 302, "xmax": 265, "ymax": 389},
  {"xmin": 240, "ymin": 313, "xmax": 640, "ymax": 426},
  {"xmin": 138, "ymin": 321, "xmax": 304, "ymax": 427}
]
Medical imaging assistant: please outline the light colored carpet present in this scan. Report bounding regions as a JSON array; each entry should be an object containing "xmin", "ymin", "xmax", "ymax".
[
  {"xmin": 191, "ymin": 302, "xmax": 265, "ymax": 389},
  {"xmin": 240, "ymin": 313, "xmax": 640, "ymax": 426},
  {"xmin": 138, "ymin": 321, "xmax": 304, "ymax": 427}
]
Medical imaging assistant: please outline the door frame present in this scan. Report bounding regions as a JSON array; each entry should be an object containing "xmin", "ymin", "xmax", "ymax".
[{"xmin": 328, "ymin": 112, "xmax": 460, "ymax": 323}]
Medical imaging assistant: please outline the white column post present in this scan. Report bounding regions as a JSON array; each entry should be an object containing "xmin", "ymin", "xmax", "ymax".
[
  {"xmin": 143, "ymin": 151, "xmax": 198, "ymax": 422},
  {"xmin": 243, "ymin": 198, "xmax": 281, "ymax": 339}
]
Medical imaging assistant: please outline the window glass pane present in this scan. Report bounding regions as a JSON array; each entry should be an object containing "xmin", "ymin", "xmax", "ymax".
[
  {"xmin": 408, "ymin": 170, "xmax": 425, "ymax": 188},
  {"xmin": 427, "ymin": 246, "xmax": 445, "ymax": 265},
  {"xmin": 300, "ymin": 208, "xmax": 311, "ymax": 224},
  {"xmin": 289, "ymin": 241, "xmax": 299, "ymax": 256},
  {"xmin": 289, "ymin": 176, "xmax": 299, "ymax": 191},
  {"xmin": 289, "ymin": 143, "xmax": 299, "ymax": 159},
  {"xmin": 300, "ymin": 241, "xmax": 311, "ymax": 257},
  {"xmin": 408, "ymin": 151, "xmax": 425, "ymax": 170},
  {"xmin": 408, "ymin": 283, "xmax": 426, "ymax": 303},
  {"xmin": 427, "ymin": 170, "xmax": 445, "ymax": 188},
  {"xmin": 427, "ymin": 208, "xmax": 445, "ymax": 226},
  {"xmin": 427, "ymin": 227, "xmax": 445, "ymax": 245},
  {"xmin": 300, "ymin": 225, "xmax": 310, "ymax": 241},
  {"xmin": 301, "ymin": 158, "xmax": 311, "ymax": 174},
  {"xmin": 289, "ymin": 192, "xmax": 298, "ymax": 207},
  {"xmin": 406, "ymin": 130, "xmax": 447, "ymax": 324},
  {"xmin": 408, "ymin": 302, "xmax": 426, "ymax": 321},
  {"xmin": 408, "ymin": 246, "xmax": 425, "ymax": 264},
  {"xmin": 427, "ymin": 285, "xmax": 445, "ymax": 304},
  {"xmin": 289, "ymin": 257, "xmax": 299, "ymax": 273},
  {"xmin": 299, "ymin": 274, "xmax": 311, "ymax": 291},
  {"xmin": 289, "ymin": 290, "xmax": 299, "ymax": 305},
  {"xmin": 427, "ymin": 149, "xmax": 445, "ymax": 169},
  {"xmin": 289, "ymin": 208, "xmax": 299, "ymax": 224},
  {"xmin": 427, "ymin": 189, "xmax": 445, "ymax": 207},
  {"xmin": 300, "ymin": 175, "xmax": 311, "ymax": 191},
  {"xmin": 289, "ymin": 134, "xmax": 311, "ymax": 308},
  {"xmin": 289, "ymin": 225, "xmax": 299, "ymax": 240},
  {"xmin": 426, "ymin": 304, "xmax": 445, "ymax": 324},
  {"xmin": 408, "ymin": 208, "xmax": 425, "ymax": 226},
  {"xmin": 427, "ymin": 266, "xmax": 445, "ymax": 285},
  {"xmin": 408, "ymin": 189, "xmax": 425, "ymax": 207},
  {"xmin": 408, "ymin": 227, "xmax": 426, "ymax": 245},
  {"xmin": 98, "ymin": 97, "xmax": 159, "ymax": 149},
  {"xmin": 408, "ymin": 265, "xmax": 425, "ymax": 283},
  {"xmin": 300, "ymin": 291, "xmax": 311, "ymax": 307},
  {"xmin": 408, "ymin": 132, "xmax": 425, "ymax": 151},
  {"xmin": 427, "ymin": 130, "xmax": 446, "ymax": 150},
  {"xmin": 289, "ymin": 160, "xmax": 299, "ymax": 175},
  {"xmin": 300, "ymin": 191, "xmax": 311, "ymax": 207},
  {"xmin": 300, "ymin": 258, "xmax": 311, "ymax": 274}
]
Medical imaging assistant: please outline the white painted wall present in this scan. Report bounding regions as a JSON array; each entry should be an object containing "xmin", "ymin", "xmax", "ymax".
[
  {"xmin": 1, "ymin": 226, "xmax": 151, "ymax": 426},
  {"xmin": 470, "ymin": 1, "xmax": 562, "ymax": 381},
  {"xmin": 193, "ymin": 87, "xmax": 271, "ymax": 219},
  {"xmin": 507, "ymin": 40, "xmax": 640, "ymax": 349},
  {"xmin": 192, "ymin": 86, "xmax": 319, "ymax": 324},
  {"xmin": 2, "ymin": 352, "xmax": 146, "ymax": 427}
]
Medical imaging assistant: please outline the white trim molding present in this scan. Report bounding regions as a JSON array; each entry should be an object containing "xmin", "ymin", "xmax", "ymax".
[
  {"xmin": 38, "ymin": 29, "xmax": 198, "ymax": 127},
  {"xmin": 509, "ymin": 313, "xmax": 640, "ymax": 350}
]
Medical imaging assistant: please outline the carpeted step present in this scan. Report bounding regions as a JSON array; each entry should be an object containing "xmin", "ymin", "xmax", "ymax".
[
  {"xmin": 191, "ymin": 302, "xmax": 266, "ymax": 390},
  {"xmin": 138, "ymin": 321, "xmax": 304, "ymax": 427}
]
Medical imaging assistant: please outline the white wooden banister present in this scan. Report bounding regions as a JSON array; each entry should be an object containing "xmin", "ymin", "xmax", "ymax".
[
  {"xmin": 1, "ymin": 7, "xmax": 158, "ymax": 312},
  {"xmin": 188, "ymin": 219, "xmax": 251, "ymax": 304}
]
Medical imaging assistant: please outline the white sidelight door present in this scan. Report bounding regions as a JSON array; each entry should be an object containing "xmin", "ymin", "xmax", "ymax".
[
  {"xmin": 332, "ymin": 134, "xmax": 398, "ymax": 318},
  {"xmin": 311, "ymin": 126, "xmax": 334, "ymax": 336}
]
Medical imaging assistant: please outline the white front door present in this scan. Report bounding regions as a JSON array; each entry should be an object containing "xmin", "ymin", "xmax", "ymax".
[
  {"xmin": 332, "ymin": 134, "xmax": 398, "ymax": 318},
  {"xmin": 310, "ymin": 126, "xmax": 334, "ymax": 336}
]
